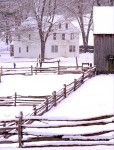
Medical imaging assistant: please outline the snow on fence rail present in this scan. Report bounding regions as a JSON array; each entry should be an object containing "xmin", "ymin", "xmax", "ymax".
[
  {"xmin": 0, "ymin": 67, "xmax": 98, "ymax": 147},
  {"xmin": 0, "ymin": 94, "xmax": 49, "ymax": 106},
  {"xmin": 29, "ymin": 66, "xmax": 96, "ymax": 116},
  {"xmin": 0, "ymin": 113, "xmax": 113, "ymax": 148},
  {"xmin": 0, "ymin": 66, "xmax": 96, "ymax": 108},
  {"xmin": 0, "ymin": 62, "xmax": 92, "ymax": 76}
]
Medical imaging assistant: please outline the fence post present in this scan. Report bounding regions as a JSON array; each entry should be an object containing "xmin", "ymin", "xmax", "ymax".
[
  {"xmin": 31, "ymin": 65, "xmax": 33, "ymax": 75},
  {"xmin": 89, "ymin": 69, "xmax": 93, "ymax": 78},
  {"xmin": 45, "ymin": 97, "xmax": 48, "ymax": 112},
  {"xmin": 3, "ymin": 122, "xmax": 6, "ymax": 138},
  {"xmin": 1, "ymin": 66, "xmax": 3, "ymax": 75},
  {"xmin": 14, "ymin": 92, "xmax": 17, "ymax": 106},
  {"xmin": 33, "ymin": 105, "xmax": 37, "ymax": 116},
  {"xmin": 58, "ymin": 60, "xmax": 60, "ymax": 74},
  {"xmin": 94, "ymin": 67, "xmax": 97, "ymax": 76},
  {"xmin": 63, "ymin": 84, "xmax": 66, "ymax": 98},
  {"xmin": 36, "ymin": 58, "xmax": 38, "ymax": 67},
  {"xmin": 74, "ymin": 79, "xmax": 77, "ymax": 91},
  {"xmin": 81, "ymin": 72, "xmax": 84, "ymax": 84},
  {"xmin": 75, "ymin": 57, "xmax": 78, "ymax": 69},
  {"xmin": 53, "ymin": 91, "xmax": 56, "ymax": 106},
  {"xmin": 90, "ymin": 63, "xmax": 92, "ymax": 67},
  {"xmin": 18, "ymin": 111, "xmax": 23, "ymax": 148}
]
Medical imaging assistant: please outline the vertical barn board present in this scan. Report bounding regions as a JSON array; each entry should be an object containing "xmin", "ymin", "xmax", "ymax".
[
  {"xmin": 111, "ymin": 35, "xmax": 114, "ymax": 54},
  {"xmin": 94, "ymin": 34, "xmax": 104, "ymax": 72},
  {"xmin": 94, "ymin": 34, "xmax": 114, "ymax": 73},
  {"xmin": 0, "ymin": 73, "xmax": 1, "ymax": 82}
]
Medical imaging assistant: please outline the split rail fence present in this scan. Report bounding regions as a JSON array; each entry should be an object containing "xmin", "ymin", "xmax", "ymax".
[
  {"xmin": 0, "ymin": 113, "xmax": 114, "ymax": 148},
  {"xmin": 0, "ymin": 62, "xmax": 92, "ymax": 76},
  {"xmin": 0, "ymin": 66, "xmax": 96, "ymax": 108},
  {"xmin": 0, "ymin": 66, "xmax": 104, "ymax": 148},
  {"xmin": 0, "ymin": 94, "xmax": 50, "ymax": 106}
]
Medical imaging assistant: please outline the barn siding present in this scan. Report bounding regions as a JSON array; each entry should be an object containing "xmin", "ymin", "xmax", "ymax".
[{"xmin": 94, "ymin": 34, "xmax": 114, "ymax": 73}]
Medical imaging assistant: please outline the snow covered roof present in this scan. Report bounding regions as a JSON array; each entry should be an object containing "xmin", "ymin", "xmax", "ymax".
[
  {"xmin": 20, "ymin": 15, "xmax": 79, "ymax": 33},
  {"xmin": 21, "ymin": 17, "xmax": 38, "ymax": 29},
  {"xmin": 93, "ymin": 6, "xmax": 114, "ymax": 34}
]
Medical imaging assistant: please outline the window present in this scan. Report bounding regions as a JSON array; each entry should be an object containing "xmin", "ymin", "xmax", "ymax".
[
  {"xmin": 69, "ymin": 45, "xmax": 76, "ymax": 52},
  {"xmin": 26, "ymin": 46, "xmax": 29, "ymax": 53},
  {"xmin": 62, "ymin": 34, "xmax": 65, "ymax": 40},
  {"xmin": 59, "ymin": 23, "xmax": 61, "ymax": 29},
  {"xmin": 18, "ymin": 35, "xmax": 20, "ymax": 41},
  {"xmin": 19, "ymin": 47, "xmax": 21, "ymax": 53},
  {"xmin": 53, "ymin": 33, "xmax": 56, "ymax": 40},
  {"xmin": 71, "ymin": 33, "xmax": 74, "ymax": 40},
  {"xmin": 29, "ymin": 34, "xmax": 31, "ymax": 40},
  {"xmin": 51, "ymin": 45, "xmax": 58, "ymax": 53},
  {"xmin": 66, "ymin": 23, "xmax": 68, "ymax": 29}
]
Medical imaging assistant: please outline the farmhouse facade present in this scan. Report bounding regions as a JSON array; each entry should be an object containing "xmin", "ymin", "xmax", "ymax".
[
  {"xmin": 93, "ymin": 6, "xmax": 114, "ymax": 73},
  {"xmin": 13, "ymin": 16, "xmax": 79, "ymax": 59}
]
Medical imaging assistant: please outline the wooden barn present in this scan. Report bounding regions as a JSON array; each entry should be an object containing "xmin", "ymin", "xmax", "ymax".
[{"xmin": 93, "ymin": 6, "xmax": 114, "ymax": 74}]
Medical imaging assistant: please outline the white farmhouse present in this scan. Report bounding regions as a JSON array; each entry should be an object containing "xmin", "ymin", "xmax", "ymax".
[{"xmin": 13, "ymin": 16, "xmax": 79, "ymax": 58}]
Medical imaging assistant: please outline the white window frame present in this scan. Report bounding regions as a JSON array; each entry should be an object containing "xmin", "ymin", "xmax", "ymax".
[
  {"xmin": 69, "ymin": 45, "xmax": 76, "ymax": 52},
  {"xmin": 66, "ymin": 23, "xmax": 68, "ymax": 29},
  {"xmin": 71, "ymin": 33, "xmax": 74, "ymax": 40},
  {"xmin": 53, "ymin": 33, "xmax": 56, "ymax": 40},
  {"xmin": 59, "ymin": 23, "xmax": 61, "ymax": 29},
  {"xmin": 62, "ymin": 34, "xmax": 65, "ymax": 40},
  {"xmin": 29, "ymin": 34, "xmax": 31, "ymax": 40},
  {"xmin": 18, "ymin": 35, "xmax": 20, "ymax": 41},
  {"xmin": 51, "ymin": 45, "xmax": 58, "ymax": 53},
  {"xmin": 19, "ymin": 47, "xmax": 21, "ymax": 53},
  {"xmin": 26, "ymin": 46, "xmax": 29, "ymax": 53}
]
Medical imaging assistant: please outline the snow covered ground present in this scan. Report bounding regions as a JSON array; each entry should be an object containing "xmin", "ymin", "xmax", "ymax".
[
  {"xmin": 0, "ymin": 50, "xmax": 114, "ymax": 150},
  {"xmin": 0, "ymin": 146, "xmax": 113, "ymax": 150}
]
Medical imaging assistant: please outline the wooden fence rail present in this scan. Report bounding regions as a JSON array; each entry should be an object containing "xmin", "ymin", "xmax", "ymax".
[
  {"xmin": 0, "ymin": 66, "xmax": 99, "ymax": 148},
  {"xmin": 0, "ymin": 93, "xmax": 50, "ymax": 106},
  {"xmin": 0, "ymin": 66, "xmax": 96, "ymax": 109},
  {"xmin": 0, "ymin": 62, "xmax": 93, "ymax": 76},
  {"xmin": 0, "ymin": 66, "xmax": 96, "ymax": 107},
  {"xmin": 0, "ymin": 113, "xmax": 113, "ymax": 148}
]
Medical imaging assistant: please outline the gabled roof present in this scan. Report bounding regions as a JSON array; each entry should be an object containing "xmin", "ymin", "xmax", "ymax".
[
  {"xmin": 19, "ymin": 15, "xmax": 79, "ymax": 33},
  {"xmin": 20, "ymin": 17, "xmax": 38, "ymax": 31}
]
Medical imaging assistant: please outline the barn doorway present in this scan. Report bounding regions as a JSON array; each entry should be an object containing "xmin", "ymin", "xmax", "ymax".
[{"xmin": 107, "ymin": 55, "xmax": 114, "ymax": 73}]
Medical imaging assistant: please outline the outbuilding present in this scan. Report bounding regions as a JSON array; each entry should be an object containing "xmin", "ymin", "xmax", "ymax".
[{"xmin": 93, "ymin": 6, "xmax": 114, "ymax": 73}]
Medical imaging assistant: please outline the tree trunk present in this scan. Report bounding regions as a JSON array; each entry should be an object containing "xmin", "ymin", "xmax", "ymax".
[
  {"xmin": 77, "ymin": 3, "xmax": 93, "ymax": 53},
  {"xmin": 110, "ymin": 0, "xmax": 113, "ymax": 6},
  {"xmin": 41, "ymin": 40, "xmax": 45, "ymax": 61},
  {"xmin": 83, "ymin": 38, "xmax": 88, "ymax": 52},
  {"xmin": 77, "ymin": 4, "xmax": 88, "ymax": 53},
  {"xmin": 79, "ymin": 14, "xmax": 88, "ymax": 53}
]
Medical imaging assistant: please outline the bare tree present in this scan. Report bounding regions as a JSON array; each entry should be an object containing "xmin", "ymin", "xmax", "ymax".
[
  {"xmin": 60, "ymin": 0, "xmax": 94, "ymax": 52},
  {"xmin": 27, "ymin": 0, "xmax": 58, "ymax": 61},
  {"xmin": 0, "ymin": 0, "xmax": 32, "ymax": 44},
  {"xmin": 96, "ymin": 0, "xmax": 101, "ymax": 6},
  {"xmin": 0, "ymin": 0, "xmax": 16, "ymax": 44},
  {"xmin": 77, "ymin": 0, "xmax": 94, "ymax": 52}
]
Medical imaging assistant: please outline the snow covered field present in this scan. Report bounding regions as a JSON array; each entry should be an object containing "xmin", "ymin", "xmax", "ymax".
[{"xmin": 0, "ymin": 50, "xmax": 114, "ymax": 150}]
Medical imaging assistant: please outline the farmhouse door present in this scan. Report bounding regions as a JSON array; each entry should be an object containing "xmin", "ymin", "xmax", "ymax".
[{"xmin": 108, "ymin": 58, "xmax": 114, "ymax": 73}]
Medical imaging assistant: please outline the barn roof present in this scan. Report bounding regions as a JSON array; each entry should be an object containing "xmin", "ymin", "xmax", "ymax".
[{"xmin": 93, "ymin": 6, "xmax": 114, "ymax": 34}]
